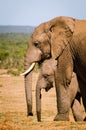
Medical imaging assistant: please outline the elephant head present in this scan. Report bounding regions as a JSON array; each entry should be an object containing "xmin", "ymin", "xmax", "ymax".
[{"xmin": 21, "ymin": 16, "xmax": 75, "ymax": 116}]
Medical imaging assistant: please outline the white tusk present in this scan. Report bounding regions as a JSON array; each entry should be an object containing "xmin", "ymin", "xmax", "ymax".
[{"xmin": 20, "ymin": 62, "xmax": 36, "ymax": 76}]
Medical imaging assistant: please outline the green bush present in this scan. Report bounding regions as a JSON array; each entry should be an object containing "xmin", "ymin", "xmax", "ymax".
[{"xmin": 0, "ymin": 33, "xmax": 31, "ymax": 75}]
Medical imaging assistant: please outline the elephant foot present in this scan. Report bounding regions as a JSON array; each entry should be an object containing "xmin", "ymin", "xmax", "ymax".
[
  {"xmin": 27, "ymin": 112, "xmax": 33, "ymax": 116},
  {"xmin": 54, "ymin": 113, "xmax": 69, "ymax": 121}
]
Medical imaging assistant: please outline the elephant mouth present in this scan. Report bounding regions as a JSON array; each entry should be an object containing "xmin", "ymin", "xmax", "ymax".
[
  {"xmin": 20, "ymin": 52, "xmax": 51, "ymax": 76},
  {"xmin": 40, "ymin": 52, "xmax": 51, "ymax": 61}
]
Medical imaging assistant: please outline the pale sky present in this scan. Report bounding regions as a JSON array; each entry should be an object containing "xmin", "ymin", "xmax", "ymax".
[{"xmin": 0, "ymin": 0, "xmax": 86, "ymax": 26}]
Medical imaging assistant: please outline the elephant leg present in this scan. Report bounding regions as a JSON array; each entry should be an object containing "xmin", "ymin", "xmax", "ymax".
[
  {"xmin": 54, "ymin": 83, "xmax": 70, "ymax": 121},
  {"xmin": 77, "ymin": 77, "xmax": 86, "ymax": 110},
  {"xmin": 71, "ymin": 92, "xmax": 83, "ymax": 121},
  {"xmin": 77, "ymin": 77, "xmax": 86, "ymax": 120},
  {"xmin": 53, "ymin": 46, "xmax": 73, "ymax": 121}
]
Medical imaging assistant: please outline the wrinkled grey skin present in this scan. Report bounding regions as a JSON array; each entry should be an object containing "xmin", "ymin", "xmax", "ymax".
[
  {"xmin": 24, "ymin": 16, "xmax": 86, "ymax": 118},
  {"xmin": 36, "ymin": 59, "xmax": 83, "ymax": 122}
]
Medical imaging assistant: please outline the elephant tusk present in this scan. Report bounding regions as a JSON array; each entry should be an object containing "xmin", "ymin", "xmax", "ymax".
[{"xmin": 20, "ymin": 62, "xmax": 36, "ymax": 76}]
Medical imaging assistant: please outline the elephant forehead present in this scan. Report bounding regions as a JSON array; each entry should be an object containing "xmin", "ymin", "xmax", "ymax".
[
  {"xmin": 32, "ymin": 33, "xmax": 48, "ymax": 41},
  {"xmin": 42, "ymin": 59, "xmax": 57, "ymax": 71},
  {"xmin": 33, "ymin": 23, "xmax": 45, "ymax": 35},
  {"xmin": 42, "ymin": 64, "xmax": 54, "ymax": 75}
]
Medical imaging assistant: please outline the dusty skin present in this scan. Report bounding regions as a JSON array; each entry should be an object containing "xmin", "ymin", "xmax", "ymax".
[{"xmin": 0, "ymin": 69, "xmax": 86, "ymax": 130}]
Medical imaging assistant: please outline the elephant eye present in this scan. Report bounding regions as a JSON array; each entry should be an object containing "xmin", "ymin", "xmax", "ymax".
[
  {"xmin": 34, "ymin": 42, "xmax": 39, "ymax": 48},
  {"xmin": 43, "ymin": 74, "xmax": 49, "ymax": 79}
]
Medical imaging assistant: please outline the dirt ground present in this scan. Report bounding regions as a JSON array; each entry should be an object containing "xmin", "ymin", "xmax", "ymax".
[{"xmin": 0, "ymin": 69, "xmax": 86, "ymax": 130}]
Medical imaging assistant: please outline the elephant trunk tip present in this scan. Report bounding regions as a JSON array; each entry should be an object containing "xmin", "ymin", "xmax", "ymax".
[
  {"xmin": 37, "ymin": 111, "xmax": 41, "ymax": 122},
  {"xmin": 28, "ymin": 112, "xmax": 33, "ymax": 116}
]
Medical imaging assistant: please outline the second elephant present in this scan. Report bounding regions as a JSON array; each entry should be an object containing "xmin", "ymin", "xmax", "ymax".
[{"xmin": 36, "ymin": 59, "xmax": 83, "ymax": 122}]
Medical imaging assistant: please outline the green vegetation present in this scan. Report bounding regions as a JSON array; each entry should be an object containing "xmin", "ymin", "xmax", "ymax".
[{"xmin": 0, "ymin": 33, "xmax": 31, "ymax": 75}]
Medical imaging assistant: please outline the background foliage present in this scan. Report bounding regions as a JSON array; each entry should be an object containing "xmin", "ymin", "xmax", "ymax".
[{"xmin": 0, "ymin": 33, "xmax": 31, "ymax": 75}]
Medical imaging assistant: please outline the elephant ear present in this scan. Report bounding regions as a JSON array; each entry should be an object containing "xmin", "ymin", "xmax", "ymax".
[{"xmin": 49, "ymin": 16, "xmax": 75, "ymax": 59}]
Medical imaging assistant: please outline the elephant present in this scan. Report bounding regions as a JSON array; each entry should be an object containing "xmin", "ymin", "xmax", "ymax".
[
  {"xmin": 36, "ymin": 59, "xmax": 83, "ymax": 122},
  {"xmin": 21, "ymin": 16, "xmax": 86, "ymax": 119}
]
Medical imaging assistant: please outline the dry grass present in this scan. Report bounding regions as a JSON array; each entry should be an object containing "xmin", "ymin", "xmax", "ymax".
[{"xmin": 0, "ymin": 70, "xmax": 86, "ymax": 130}]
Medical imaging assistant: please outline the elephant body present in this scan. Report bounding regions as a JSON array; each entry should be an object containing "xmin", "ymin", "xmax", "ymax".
[
  {"xmin": 22, "ymin": 16, "xmax": 86, "ymax": 119},
  {"xmin": 36, "ymin": 59, "xmax": 83, "ymax": 122}
]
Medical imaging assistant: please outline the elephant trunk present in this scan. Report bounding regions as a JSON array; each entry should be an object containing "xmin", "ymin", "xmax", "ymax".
[
  {"xmin": 36, "ymin": 85, "xmax": 42, "ymax": 122},
  {"xmin": 24, "ymin": 71, "xmax": 33, "ymax": 116},
  {"xmin": 24, "ymin": 55, "xmax": 35, "ymax": 116},
  {"xmin": 23, "ymin": 45, "xmax": 38, "ymax": 116},
  {"xmin": 22, "ymin": 41, "xmax": 42, "ymax": 116}
]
